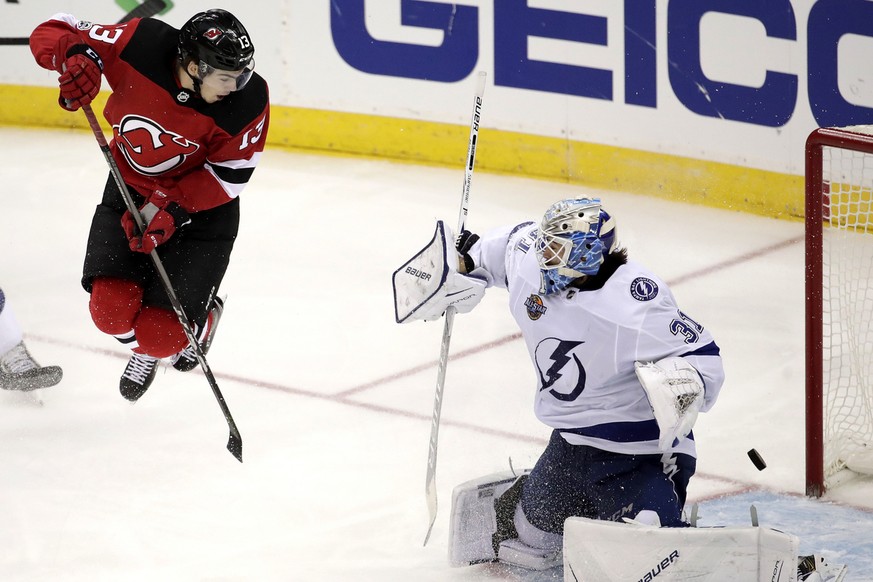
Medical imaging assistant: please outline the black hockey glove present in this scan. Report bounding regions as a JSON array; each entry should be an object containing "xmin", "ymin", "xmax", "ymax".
[{"xmin": 456, "ymin": 230, "xmax": 480, "ymax": 273}]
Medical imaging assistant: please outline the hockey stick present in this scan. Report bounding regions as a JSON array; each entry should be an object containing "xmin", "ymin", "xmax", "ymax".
[
  {"xmin": 117, "ymin": 0, "xmax": 170, "ymax": 24},
  {"xmin": 0, "ymin": 0, "xmax": 168, "ymax": 45},
  {"xmin": 81, "ymin": 104, "xmax": 243, "ymax": 462},
  {"xmin": 423, "ymin": 71, "xmax": 486, "ymax": 546}
]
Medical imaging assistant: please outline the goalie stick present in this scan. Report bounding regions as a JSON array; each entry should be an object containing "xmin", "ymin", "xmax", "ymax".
[
  {"xmin": 81, "ymin": 104, "xmax": 243, "ymax": 463},
  {"xmin": 423, "ymin": 71, "xmax": 486, "ymax": 546}
]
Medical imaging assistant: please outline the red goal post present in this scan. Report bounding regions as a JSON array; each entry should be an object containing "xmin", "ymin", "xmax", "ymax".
[{"xmin": 805, "ymin": 126, "xmax": 873, "ymax": 497}]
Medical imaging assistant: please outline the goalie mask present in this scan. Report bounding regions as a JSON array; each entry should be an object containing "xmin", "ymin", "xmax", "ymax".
[{"xmin": 535, "ymin": 198, "xmax": 617, "ymax": 295}]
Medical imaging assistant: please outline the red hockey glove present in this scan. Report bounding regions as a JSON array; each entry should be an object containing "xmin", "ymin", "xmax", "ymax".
[
  {"xmin": 122, "ymin": 201, "xmax": 191, "ymax": 254},
  {"xmin": 57, "ymin": 45, "xmax": 103, "ymax": 111}
]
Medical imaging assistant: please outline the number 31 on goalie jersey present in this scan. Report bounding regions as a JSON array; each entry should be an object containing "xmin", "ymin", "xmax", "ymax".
[{"xmin": 669, "ymin": 310, "xmax": 704, "ymax": 344}]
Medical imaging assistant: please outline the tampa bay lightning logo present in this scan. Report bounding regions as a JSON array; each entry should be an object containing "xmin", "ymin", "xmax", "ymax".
[
  {"xmin": 630, "ymin": 277, "xmax": 659, "ymax": 301},
  {"xmin": 534, "ymin": 338, "xmax": 587, "ymax": 401}
]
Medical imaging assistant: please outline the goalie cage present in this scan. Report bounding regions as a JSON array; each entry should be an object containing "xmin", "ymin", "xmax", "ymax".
[{"xmin": 806, "ymin": 125, "xmax": 873, "ymax": 497}]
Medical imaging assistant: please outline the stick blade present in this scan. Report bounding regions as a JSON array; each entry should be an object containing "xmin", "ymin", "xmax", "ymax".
[
  {"xmin": 423, "ymin": 473, "xmax": 437, "ymax": 545},
  {"xmin": 227, "ymin": 432, "xmax": 243, "ymax": 462}
]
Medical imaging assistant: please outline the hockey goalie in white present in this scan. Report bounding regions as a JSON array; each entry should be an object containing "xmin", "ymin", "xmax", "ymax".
[{"xmin": 393, "ymin": 198, "xmax": 846, "ymax": 581}]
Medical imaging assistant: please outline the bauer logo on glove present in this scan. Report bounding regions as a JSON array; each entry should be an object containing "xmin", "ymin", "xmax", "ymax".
[{"xmin": 392, "ymin": 221, "xmax": 486, "ymax": 324}]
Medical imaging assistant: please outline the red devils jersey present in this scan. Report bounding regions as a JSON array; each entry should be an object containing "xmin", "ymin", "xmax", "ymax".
[{"xmin": 30, "ymin": 14, "xmax": 270, "ymax": 213}]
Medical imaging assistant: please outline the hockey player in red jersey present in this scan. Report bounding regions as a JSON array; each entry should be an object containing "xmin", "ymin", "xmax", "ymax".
[{"xmin": 30, "ymin": 9, "xmax": 270, "ymax": 401}]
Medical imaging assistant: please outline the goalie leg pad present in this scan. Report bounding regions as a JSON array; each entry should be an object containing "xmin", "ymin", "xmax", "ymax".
[
  {"xmin": 497, "ymin": 538, "xmax": 563, "ymax": 571},
  {"xmin": 448, "ymin": 470, "xmax": 529, "ymax": 567},
  {"xmin": 513, "ymin": 501, "xmax": 563, "ymax": 553},
  {"xmin": 563, "ymin": 516, "xmax": 800, "ymax": 582}
]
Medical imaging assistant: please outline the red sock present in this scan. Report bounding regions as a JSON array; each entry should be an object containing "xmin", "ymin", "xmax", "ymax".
[
  {"xmin": 89, "ymin": 277, "xmax": 143, "ymax": 335},
  {"xmin": 134, "ymin": 306, "xmax": 189, "ymax": 359}
]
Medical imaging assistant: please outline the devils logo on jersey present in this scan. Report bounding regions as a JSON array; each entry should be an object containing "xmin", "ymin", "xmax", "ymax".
[{"xmin": 113, "ymin": 115, "xmax": 200, "ymax": 176}]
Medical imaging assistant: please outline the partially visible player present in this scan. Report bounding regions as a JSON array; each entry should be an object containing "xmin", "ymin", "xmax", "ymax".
[
  {"xmin": 30, "ymin": 9, "xmax": 269, "ymax": 401},
  {"xmin": 0, "ymin": 288, "xmax": 63, "ymax": 392}
]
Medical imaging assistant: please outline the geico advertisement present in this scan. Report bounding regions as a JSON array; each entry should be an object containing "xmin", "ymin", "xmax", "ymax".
[{"xmin": 3, "ymin": 0, "xmax": 872, "ymax": 176}]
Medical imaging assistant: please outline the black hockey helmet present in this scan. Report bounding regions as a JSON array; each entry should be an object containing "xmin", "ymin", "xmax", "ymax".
[{"xmin": 178, "ymin": 9, "xmax": 254, "ymax": 72}]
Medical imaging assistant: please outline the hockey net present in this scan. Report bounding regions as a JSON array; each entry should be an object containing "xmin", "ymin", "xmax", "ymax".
[{"xmin": 806, "ymin": 125, "xmax": 873, "ymax": 497}]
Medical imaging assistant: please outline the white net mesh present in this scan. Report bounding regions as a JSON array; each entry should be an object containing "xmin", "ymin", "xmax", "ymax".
[{"xmin": 820, "ymin": 125, "xmax": 873, "ymax": 485}]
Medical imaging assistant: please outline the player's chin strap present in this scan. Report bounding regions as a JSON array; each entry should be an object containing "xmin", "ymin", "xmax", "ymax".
[{"xmin": 180, "ymin": 60, "xmax": 203, "ymax": 98}]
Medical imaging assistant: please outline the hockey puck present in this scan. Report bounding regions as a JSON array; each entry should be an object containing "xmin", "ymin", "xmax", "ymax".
[{"xmin": 747, "ymin": 448, "xmax": 767, "ymax": 471}]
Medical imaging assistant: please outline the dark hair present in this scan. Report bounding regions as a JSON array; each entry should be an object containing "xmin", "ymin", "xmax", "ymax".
[{"xmin": 571, "ymin": 247, "xmax": 628, "ymax": 291}]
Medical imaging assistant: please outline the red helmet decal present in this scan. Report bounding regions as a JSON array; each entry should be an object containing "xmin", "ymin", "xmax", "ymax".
[{"xmin": 203, "ymin": 27, "xmax": 223, "ymax": 41}]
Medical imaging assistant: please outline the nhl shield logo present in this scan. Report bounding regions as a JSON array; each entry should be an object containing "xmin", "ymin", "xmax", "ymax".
[{"xmin": 524, "ymin": 294, "xmax": 547, "ymax": 320}]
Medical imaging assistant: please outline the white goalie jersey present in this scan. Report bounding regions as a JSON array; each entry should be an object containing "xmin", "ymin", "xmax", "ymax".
[{"xmin": 467, "ymin": 222, "xmax": 725, "ymax": 458}]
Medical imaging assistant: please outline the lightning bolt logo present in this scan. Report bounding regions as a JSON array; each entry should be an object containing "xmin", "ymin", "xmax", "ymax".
[{"xmin": 535, "ymin": 338, "xmax": 587, "ymax": 402}]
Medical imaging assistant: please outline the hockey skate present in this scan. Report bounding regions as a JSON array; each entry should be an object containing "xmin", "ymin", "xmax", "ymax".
[
  {"xmin": 797, "ymin": 554, "xmax": 848, "ymax": 582},
  {"xmin": 119, "ymin": 352, "xmax": 160, "ymax": 402},
  {"xmin": 0, "ymin": 341, "xmax": 63, "ymax": 391},
  {"xmin": 171, "ymin": 296, "xmax": 224, "ymax": 372}
]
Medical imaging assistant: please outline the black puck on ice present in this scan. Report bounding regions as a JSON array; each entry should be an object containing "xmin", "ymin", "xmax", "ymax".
[{"xmin": 747, "ymin": 448, "xmax": 767, "ymax": 471}]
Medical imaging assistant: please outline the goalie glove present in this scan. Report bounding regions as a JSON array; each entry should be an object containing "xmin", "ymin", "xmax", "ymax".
[
  {"xmin": 421, "ymin": 267, "xmax": 486, "ymax": 321},
  {"xmin": 635, "ymin": 357, "xmax": 704, "ymax": 451},
  {"xmin": 392, "ymin": 220, "xmax": 486, "ymax": 323}
]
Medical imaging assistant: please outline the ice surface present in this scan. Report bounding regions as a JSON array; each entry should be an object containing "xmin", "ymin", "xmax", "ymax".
[{"xmin": 1, "ymin": 127, "xmax": 871, "ymax": 581}]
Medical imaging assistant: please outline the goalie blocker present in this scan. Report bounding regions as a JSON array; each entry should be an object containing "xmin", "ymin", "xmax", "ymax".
[
  {"xmin": 392, "ymin": 220, "xmax": 486, "ymax": 324},
  {"xmin": 635, "ymin": 356, "xmax": 705, "ymax": 451}
]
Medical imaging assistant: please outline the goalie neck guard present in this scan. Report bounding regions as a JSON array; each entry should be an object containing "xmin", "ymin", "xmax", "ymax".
[{"xmin": 535, "ymin": 198, "xmax": 617, "ymax": 295}]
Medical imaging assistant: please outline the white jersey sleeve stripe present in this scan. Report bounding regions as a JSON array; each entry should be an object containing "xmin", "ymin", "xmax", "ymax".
[{"xmin": 203, "ymin": 152, "xmax": 262, "ymax": 199}]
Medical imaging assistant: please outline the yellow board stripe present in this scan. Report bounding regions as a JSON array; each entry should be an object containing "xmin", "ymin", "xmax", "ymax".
[{"xmin": 0, "ymin": 84, "xmax": 802, "ymax": 220}]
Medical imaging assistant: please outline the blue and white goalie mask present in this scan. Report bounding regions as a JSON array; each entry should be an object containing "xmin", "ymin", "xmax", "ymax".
[{"xmin": 535, "ymin": 198, "xmax": 617, "ymax": 295}]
